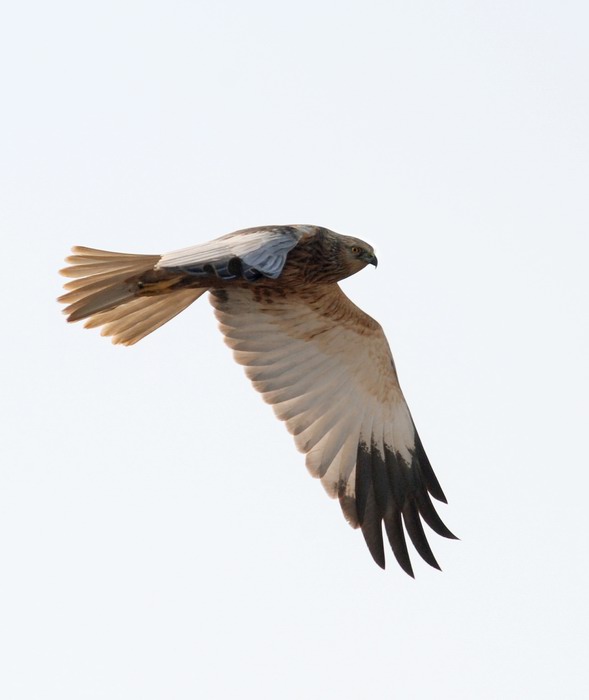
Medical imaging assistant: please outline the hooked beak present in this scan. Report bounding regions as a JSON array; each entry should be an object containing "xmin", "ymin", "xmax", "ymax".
[{"xmin": 362, "ymin": 252, "xmax": 378, "ymax": 268}]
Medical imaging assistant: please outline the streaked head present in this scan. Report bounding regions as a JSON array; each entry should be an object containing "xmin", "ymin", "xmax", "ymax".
[{"xmin": 340, "ymin": 235, "xmax": 378, "ymax": 276}]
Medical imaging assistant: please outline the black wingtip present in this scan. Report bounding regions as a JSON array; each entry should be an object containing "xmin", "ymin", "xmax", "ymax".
[
  {"xmin": 361, "ymin": 520, "xmax": 386, "ymax": 569},
  {"xmin": 356, "ymin": 442, "xmax": 386, "ymax": 568},
  {"xmin": 413, "ymin": 429, "xmax": 448, "ymax": 503},
  {"xmin": 416, "ymin": 491, "xmax": 458, "ymax": 541},
  {"xmin": 384, "ymin": 509, "xmax": 415, "ymax": 578},
  {"xmin": 400, "ymin": 558, "xmax": 415, "ymax": 578},
  {"xmin": 402, "ymin": 501, "xmax": 442, "ymax": 571},
  {"xmin": 343, "ymin": 434, "xmax": 458, "ymax": 575}
]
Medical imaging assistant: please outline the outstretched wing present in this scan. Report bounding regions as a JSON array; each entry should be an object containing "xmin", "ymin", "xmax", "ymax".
[
  {"xmin": 210, "ymin": 285, "xmax": 456, "ymax": 576},
  {"xmin": 158, "ymin": 225, "xmax": 311, "ymax": 281}
]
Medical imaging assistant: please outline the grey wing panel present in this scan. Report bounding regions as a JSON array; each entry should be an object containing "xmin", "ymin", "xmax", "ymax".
[
  {"xmin": 156, "ymin": 225, "xmax": 307, "ymax": 281},
  {"xmin": 240, "ymin": 244, "xmax": 291, "ymax": 279}
]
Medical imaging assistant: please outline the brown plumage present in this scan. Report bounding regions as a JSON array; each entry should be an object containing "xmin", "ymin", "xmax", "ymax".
[{"xmin": 59, "ymin": 224, "xmax": 457, "ymax": 575}]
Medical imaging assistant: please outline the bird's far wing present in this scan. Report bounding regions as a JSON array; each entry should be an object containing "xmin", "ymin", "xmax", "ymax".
[
  {"xmin": 210, "ymin": 285, "xmax": 456, "ymax": 576},
  {"xmin": 157, "ymin": 225, "xmax": 310, "ymax": 281}
]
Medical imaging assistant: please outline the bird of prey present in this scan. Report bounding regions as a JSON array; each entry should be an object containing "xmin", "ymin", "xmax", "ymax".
[{"xmin": 59, "ymin": 224, "xmax": 456, "ymax": 576}]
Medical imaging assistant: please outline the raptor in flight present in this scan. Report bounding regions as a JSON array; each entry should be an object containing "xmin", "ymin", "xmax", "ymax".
[{"xmin": 59, "ymin": 224, "xmax": 457, "ymax": 576}]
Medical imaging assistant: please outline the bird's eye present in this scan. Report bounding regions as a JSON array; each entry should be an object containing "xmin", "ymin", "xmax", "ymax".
[{"xmin": 351, "ymin": 246, "xmax": 362, "ymax": 255}]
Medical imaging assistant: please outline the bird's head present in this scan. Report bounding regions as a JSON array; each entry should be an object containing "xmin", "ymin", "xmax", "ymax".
[{"xmin": 340, "ymin": 236, "xmax": 378, "ymax": 276}]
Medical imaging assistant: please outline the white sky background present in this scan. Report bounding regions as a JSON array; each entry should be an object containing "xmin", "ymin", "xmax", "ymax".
[{"xmin": 1, "ymin": 1, "xmax": 588, "ymax": 698}]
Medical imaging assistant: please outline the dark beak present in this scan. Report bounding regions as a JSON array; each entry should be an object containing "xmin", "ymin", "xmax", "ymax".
[{"xmin": 358, "ymin": 249, "xmax": 378, "ymax": 267}]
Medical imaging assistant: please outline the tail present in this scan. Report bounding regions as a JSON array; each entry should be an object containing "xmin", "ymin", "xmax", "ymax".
[{"xmin": 58, "ymin": 246, "xmax": 207, "ymax": 345}]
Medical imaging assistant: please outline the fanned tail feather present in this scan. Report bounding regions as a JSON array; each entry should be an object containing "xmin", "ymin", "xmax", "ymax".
[{"xmin": 59, "ymin": 246, "xmax": 206, "ymax": 345}]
